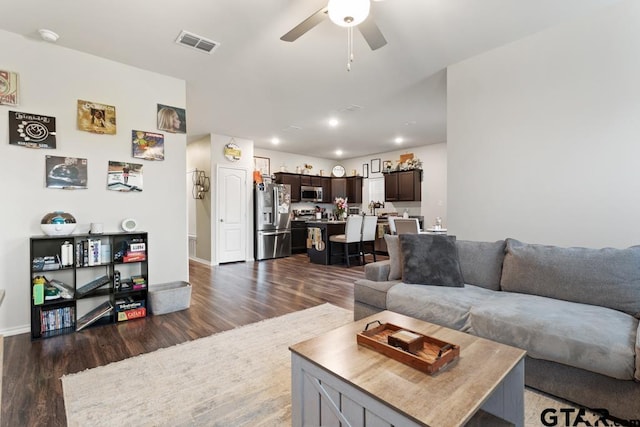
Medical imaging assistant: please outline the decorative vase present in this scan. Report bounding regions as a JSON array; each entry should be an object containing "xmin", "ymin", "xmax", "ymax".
[{"xmin": 41, "ymin": 211, "xmax": 77, "ymax": 236}]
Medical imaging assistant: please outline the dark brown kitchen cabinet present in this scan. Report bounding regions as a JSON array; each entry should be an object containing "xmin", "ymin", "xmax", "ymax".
[
  {"xmin": 384, "ymin": 170, "xmax": 422, "ymax": 201},
  {"xmin": 274, "ymin": 173, "xmax": 301, "ymax": 202},
  {"xmin": 321, "ymin": 177, "xmax": 332, "ymax": 203},
  {"xmin": 330, "ymin": 176, "xmax": 362, "ymax": 203},
  {"xmin": 331, "ymin": 178, "xmax": 346, "ymax": 200},
  {"xmin": 346, "ymin": 176, "xmax": 362, "ymax": 204}
]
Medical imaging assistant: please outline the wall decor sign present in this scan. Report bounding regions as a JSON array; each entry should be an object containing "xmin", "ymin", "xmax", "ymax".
[
  {"xmin": 9, "ymin": 110, "xmax": 56, "ymax": 149},
  {"xmin": 224, "ymin": 141, "xmax": 241, "ymax": 161},
  {"xmin": 0, "ymin": 70, "xmax": 19, "ymax": 106},
  {"xmin": 45, "ymin": 155, "xmax": 88, "ymax": 189},
  {"xmin": 157, "ymin": 104, "xmax": 186, "ymax": 134},
  {"xmin": 107, "ymin": 161, "xmax": 143, "ymax": 192},
  {"xmin": 77, "ymin": 100, "xmax": 116, "ymax": 134},
  {"xmin": 132, "ymin": 130, "xmax": 164, "ymax": 161}
]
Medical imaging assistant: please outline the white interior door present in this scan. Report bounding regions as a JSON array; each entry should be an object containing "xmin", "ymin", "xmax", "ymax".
[{"xmin": 217, "ymin": 167, "xmax": 247, "ymax": 263}]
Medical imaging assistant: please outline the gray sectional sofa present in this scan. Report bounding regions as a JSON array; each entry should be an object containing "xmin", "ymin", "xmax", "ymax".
[{"xmin": 354, "ymin": 236, "xmax": 640, "ymax": 420}]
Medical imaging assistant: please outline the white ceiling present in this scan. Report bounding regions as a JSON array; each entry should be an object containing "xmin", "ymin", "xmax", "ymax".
[{"xmin": 0, "ymin": 0, "xmax": 621, "ymax": 160}]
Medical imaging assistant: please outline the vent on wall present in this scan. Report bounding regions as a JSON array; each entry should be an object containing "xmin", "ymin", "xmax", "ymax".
[{"xmin": 175, "ymin": 30, "xmax": 220, "ymax": 54}]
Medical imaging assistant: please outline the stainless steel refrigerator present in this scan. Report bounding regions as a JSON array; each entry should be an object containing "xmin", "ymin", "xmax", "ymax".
[{"xmin": 254, "ymin": 183, "xmax": 292, "ymax": 260}]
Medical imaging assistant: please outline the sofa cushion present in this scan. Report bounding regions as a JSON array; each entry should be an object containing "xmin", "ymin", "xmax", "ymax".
[
  {"xmin": 470, "ymin": 292, "xmax": 638, "ymax": 380},
  {"xmin": 399, "ymin": 234, "xmax": 464, "ymax": 287},
  {"xmin": 456, "ymin": 240, "xmax": 505, "ymax": 291},
  {"xmin": 384, "ymin": 234, "xmax": 402, "ymax": 280},
  {"xmin": 501, "ymin": 238, "xmax": 640, "ymax": 318},
  {"xmin": 386, "ymin": 283, "xmax": 496, "ymax": 332},
  {"xmin": 354, "ymin": 278, "xmax": 400, "ymax": 311}
]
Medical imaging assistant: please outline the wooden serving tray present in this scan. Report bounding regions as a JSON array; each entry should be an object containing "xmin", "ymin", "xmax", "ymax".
[{"xmin": 356, "ymin": 321, "xmax": 460, "ymax": 374}]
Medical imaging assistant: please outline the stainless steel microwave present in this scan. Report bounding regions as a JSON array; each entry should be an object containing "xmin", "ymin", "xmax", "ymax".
[{"xmin": 300, "ymin": 186, "xmax": 323, "ymax": 202}]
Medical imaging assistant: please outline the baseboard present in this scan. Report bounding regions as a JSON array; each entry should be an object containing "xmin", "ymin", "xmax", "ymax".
[
  {"xmin": 0, "ymin": 324, "xmax": 30, "ymax": 337},
  {"xmin": 189, "ymin": 256, "xmax": 211, "ymax": 266}
]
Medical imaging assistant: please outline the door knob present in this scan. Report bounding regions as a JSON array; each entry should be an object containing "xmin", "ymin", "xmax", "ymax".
[{"xmin": 220, "ymin": 219, "xmax": 224, "ymax": 222}]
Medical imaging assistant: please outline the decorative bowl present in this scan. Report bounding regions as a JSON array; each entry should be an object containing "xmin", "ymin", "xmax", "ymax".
[{"xmin": 41, "ymin": 211, "xmax": 77, "ymax": 236}]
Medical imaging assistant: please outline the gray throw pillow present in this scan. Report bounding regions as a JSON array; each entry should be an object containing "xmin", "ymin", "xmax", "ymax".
[
  {"xmin": 384, "ymin": 234, "xmax": 401, "ymax": 280},
  {"xmin": 399, "ymin": 234, "xmax": 464, "ymax": 287}
]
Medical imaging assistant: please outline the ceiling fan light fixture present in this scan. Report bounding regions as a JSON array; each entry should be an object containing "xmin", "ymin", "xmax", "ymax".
[{"xmin": 328, "ymin": 0, "xmax": 371, "ymax": 28}]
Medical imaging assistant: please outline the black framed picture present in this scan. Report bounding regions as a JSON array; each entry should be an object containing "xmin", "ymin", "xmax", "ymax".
[
  {"xmin": 362, "ymin": 163, "xmax": 369, "ymax": 178},
  {"xmin": 371, "ymin": 158, "xmax": 381, "ymax": 173}
]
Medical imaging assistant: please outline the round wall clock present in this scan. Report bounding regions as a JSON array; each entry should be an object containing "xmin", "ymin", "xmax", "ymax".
[
  {"xmin": 332, "ymin": 165, "xmax": 346, "ymax": 177},
  {"xmin": 224, "ymin": 142, "xmax": 241, "ymax": 162}
]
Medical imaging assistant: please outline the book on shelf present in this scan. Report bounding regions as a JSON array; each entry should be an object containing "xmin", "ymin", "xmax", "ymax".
[
  {"xmin": 75, "ymin": 274, "xmax": 110, "ymax": 297},
  {"xmin": 41, "ymin": 306, "xmax": 75, "ymax": 333},
  {"xmin": 76, "ymin": 301, "xmax": 113, "ymax": 331}
]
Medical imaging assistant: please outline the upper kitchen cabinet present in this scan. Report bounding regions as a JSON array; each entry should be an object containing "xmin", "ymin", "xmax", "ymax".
[
  {"xmin": 346, "ymin": 176, "xmax": 362, "ymax": 204},
  {"xmin": 332, "ymin": 176, "xmax": 362, "ymax": 204},
  {"xmin": 384, "ymin": 170, "xmax": 422, "ymax": 201},
  {"xmin": 274, "ymin": 173, "xmax": 301, "ymax": 202}
]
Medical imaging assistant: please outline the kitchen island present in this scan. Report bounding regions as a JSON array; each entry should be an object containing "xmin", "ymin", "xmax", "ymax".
[{"xmin": 306, "ymin": 220, "xmax": 345, "ymax": 265}]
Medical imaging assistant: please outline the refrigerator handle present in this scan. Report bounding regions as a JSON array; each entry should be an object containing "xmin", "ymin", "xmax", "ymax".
[{"xmin": 273, "ymin": 185, "xmax": 279, "ymax": 227}]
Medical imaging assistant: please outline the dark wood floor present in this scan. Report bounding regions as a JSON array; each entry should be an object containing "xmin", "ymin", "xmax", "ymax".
[{"xmin": 2, "ymin": 253, "xmax": 378, "ymax": 426}]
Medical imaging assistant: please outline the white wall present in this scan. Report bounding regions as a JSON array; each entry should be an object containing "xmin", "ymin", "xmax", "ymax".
[
  {"xmin": 253, "ymin": 148, "xmax": 334, "ymax": 178},
  {"xmin": 0, "ymin": 30, "xmax": 188, "ymax": 335},
  {"xmin": 447, "ymin": 0, "xmax": 640, "ymax": 247}
]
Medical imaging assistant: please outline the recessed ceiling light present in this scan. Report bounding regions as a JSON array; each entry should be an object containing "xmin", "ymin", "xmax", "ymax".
[
  {"xmin": 271, "ymin": 137, "xmax": 280, "ymax": 145},
  {"xmin": 335, "ymin": 149, "xmax": 343, "ymax": 156},
  {"xmin": 38, "ymin": 29, "xmax": 59, "ymax": 43},
  {"xmin": 394, "ymin": 137, "xmax": 403, "ymax": 144},
  {"xmin": 329, "ymin": 118, "xmax": 339, "ymax": 127}
]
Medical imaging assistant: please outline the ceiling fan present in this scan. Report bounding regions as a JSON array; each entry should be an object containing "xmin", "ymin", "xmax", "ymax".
[{"xmin": 280, "ymin": 0, "xmax": 387, "ymax": 51}]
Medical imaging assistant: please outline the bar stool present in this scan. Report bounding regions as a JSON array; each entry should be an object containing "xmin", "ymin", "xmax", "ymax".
[
  {"xmin": 360, "ymin": 215, "xmax": 378, "ymax": 264},
  {"xmin": 329, "ymin": 215, "xmax": 363, "ymax": 267}
]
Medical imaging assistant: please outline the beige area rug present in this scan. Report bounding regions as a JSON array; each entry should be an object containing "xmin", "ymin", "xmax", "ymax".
[{"xmin": 62, "ymin": 304, "xmax": 597, "ymax": 426}]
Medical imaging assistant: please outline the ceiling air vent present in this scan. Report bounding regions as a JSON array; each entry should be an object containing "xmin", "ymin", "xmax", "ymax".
[{"xmin": 175, "ymin": 30, "xmax": 220, "ymax": 54}]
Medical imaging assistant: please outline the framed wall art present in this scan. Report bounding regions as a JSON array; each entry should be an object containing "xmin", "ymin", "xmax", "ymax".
[
  {"xmin": 77, "ymin": 100, "xmax": 116, "ymax": 134},
  {"xmin": 362, "ymin": 163, "xmax": 369, "ymax": 178},
  {"xmin": 253, "ymin": 156, "xmax": 270, "ymax": 175},
  {"xmin": 132, "ymin": 130, "xmax": 164, "ymax": 161},
  {"xmin": 107, "ymin": 161, "xmax": 143, "ymax": 192},
  {"xmin": 371, "ymin": 158, "xmax": 381, "ymax": 173},
  {"xmin": 9, "ymin": 110, "xmax": 56, "ymax": 149},
  {"xmin": 157, "ymin": 104, "xmax": 186, "ymax": 134},
  {"xmin": 45, "ymin": 156, "xmax": 87, "ymax": 189},
  {"xmin": 0, "ymin": 70, "xmax": 19, "ymax": 106}
]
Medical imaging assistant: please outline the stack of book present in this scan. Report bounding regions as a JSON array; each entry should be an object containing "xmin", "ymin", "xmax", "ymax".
[
  {"xmin": 115, "ymin": 297, "xmax": 146, "ymax": 322},
  {"xmin": 123, "ymin": 240, "xmax": 146, "ymax": 263}
]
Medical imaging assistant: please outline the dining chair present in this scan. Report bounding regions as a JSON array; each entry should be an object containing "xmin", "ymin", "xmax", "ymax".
[
  {"xmin": 392, "ymin": 218, "xmax": 420, "ymax": 235},
  {"xmin": 360, "ymin": 215, "xmax": 378, "ymax": 264},
  {"xmin": 328, "ymin": 215, "xmax": 363, "ymax": 267}
]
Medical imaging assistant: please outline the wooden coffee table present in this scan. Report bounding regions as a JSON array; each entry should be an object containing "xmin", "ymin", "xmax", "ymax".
[{"xmin": 290, "ymin": 311, "xmax": 526, "ymax": 427}]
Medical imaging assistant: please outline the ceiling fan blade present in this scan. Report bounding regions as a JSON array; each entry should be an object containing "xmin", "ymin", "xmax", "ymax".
[
  {"xmin": 358, "ymin": 15, "xmax": 387, "ymax": 50},
  {"xmin": 280, "ymin": 7, "xmax": 328, "ymax": 42}
]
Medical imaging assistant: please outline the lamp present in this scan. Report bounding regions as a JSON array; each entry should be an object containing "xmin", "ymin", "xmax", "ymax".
[
  {"xmin": 192, "ymin": 169, "xmax": 210, "ymax": 199},
  {"xmin": 327, "ymin": 0, "xmax": 370, "ymax": 27},
  {"xmin": 327, "ymin": 0, "xmax": 371, "ymax": 71}
]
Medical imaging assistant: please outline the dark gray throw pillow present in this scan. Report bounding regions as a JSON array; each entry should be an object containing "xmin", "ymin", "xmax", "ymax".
[{"xmin": 399, "ymin": 234, "xmax": 464, "ymax": 287}]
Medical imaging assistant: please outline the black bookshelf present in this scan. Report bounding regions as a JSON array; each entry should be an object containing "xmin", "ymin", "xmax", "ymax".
[{"xmin": 29, "ymin": 231, "xmax": 149, "ymax": 339}]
